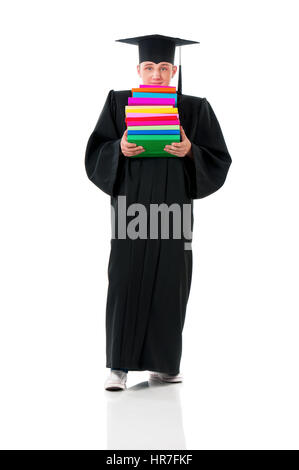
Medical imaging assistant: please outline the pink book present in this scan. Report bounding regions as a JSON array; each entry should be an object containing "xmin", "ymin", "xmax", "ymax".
[
  {"xmin": 127, "ymin": 119, "xmax": 180, "ymax": 126},
  {"xmin": 128, "ymin": 97, "xmax": 175, "ymax": 106},
  {"xmin": 139, "ymin": 84, "xmax": 175, "ymax": 89},
  {"xmin": 126, "ymin": 113, "xmax": 179, "ymax": 118}
]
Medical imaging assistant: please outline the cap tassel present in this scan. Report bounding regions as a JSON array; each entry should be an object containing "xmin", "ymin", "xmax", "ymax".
[{"xmin": 177, "ymin": 46, "xmax": 182, "ymax": 95}]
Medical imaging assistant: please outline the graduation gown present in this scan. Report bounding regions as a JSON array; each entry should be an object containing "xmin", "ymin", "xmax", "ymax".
[{"xmin": 85, "ymin": 89, "xmax": 232, "ymax": 375}]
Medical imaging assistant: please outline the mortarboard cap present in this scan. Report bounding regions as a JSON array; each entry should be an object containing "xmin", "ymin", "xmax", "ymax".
[{"xmin": 115, "ymin": 34, "xmax": 200, "ymax": 95}]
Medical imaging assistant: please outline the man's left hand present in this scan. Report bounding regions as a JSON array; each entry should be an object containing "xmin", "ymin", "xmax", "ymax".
[{"xmin": 164, "ymin": 126, "xmax": 192, "ymax": 157}]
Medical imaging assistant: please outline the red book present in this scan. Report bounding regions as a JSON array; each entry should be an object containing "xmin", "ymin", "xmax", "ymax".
[{"xmin": 127, "ymin": 119, "xmax": 180, "ymax": 126}]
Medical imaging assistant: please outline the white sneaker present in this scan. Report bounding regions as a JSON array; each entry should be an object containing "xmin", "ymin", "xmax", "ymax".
[
  {"xmin": 104, "ymin": 370, "xmax": 128, "ymax": 391},
  {"xmin": 149, "ymin": 371, "xmax": 183, "ymax": 383}
]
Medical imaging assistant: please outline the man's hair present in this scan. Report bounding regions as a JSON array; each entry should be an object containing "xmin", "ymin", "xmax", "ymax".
[{"xmin": 139, "ymin": 62, "xmax": 174, "ymax": 66}]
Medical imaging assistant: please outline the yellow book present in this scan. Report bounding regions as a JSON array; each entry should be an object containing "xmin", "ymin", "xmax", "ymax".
[
  {"xmin": 125, "ymin": 106, "xmax": 178, "ymax": 114},
  {"xmin": 126, "ymin": 105, "xmax": 174, "ymax": 110}
]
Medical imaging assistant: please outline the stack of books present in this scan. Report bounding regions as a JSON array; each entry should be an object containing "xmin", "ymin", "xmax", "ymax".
[{"xmin": 125, "ymin": 84, "xmax": 181, "ymax": 157}]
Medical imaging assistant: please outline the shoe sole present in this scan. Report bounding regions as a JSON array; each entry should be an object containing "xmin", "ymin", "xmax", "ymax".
[
  {"xmin": 105, "ymin": 383, "xmax": 126, "ymax": 391},
  {"xmin": 149, "ymin": 373, "xmax": 183, "ymax": 383}
]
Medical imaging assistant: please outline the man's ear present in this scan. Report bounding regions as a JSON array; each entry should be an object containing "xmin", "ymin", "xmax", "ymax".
[{"xmin": 172, "ymin": 65, "xmax": 178, "ymax": 78}]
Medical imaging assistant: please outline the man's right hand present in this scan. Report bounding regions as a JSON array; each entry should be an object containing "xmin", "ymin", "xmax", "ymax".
[{"xmin": 120, "ymin": 129, "xmax": 145, "ymax": 157}]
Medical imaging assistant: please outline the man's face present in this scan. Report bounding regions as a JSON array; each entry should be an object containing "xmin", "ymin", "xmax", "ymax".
[{"xmin": 137, "ymin": 61, "xmax": 177, "ymax": 86}]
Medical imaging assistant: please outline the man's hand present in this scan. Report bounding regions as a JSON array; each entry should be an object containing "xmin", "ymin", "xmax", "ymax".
[
  {"xmin": 164, "ymin": 126, "xmax": 192, "ymax": 158},
  {"xmin": 120, "ymin": 129, "xmax": 145, "ymax": 157}
]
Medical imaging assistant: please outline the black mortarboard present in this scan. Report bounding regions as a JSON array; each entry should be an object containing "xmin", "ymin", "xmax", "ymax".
[{"xmin": 115, "ymin": 34, "xmax": 200, "ymax": 95}]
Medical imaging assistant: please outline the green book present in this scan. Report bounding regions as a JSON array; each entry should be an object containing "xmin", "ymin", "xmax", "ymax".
[
  {"xmin": 127, "ymin": 134, "xmax": 181, "ymax": 157},
  {"xmin": 127, "ymin": 125, "xmax": 180, "ymax": 131},
  {"xmin": 127, "ymin": 135, "xmax": 180, "ymax": 142}
]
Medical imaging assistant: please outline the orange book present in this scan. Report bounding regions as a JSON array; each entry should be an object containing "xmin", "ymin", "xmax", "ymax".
[{"xmin": 131, "ymin": 87, "xmax": 177, "ymax": 94}]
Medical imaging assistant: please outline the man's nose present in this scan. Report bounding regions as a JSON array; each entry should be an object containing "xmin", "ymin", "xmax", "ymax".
[{"xmin": 152, "ymin": 69, "xmax": 161, "ymax": 77}]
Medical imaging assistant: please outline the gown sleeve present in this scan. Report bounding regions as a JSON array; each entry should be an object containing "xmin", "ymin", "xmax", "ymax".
[
  {"xmin": 183, "ymin": 97, "xmax": 232, "ymax": 199},
  {"xmin": 84, "ymin": 89, "xmax": 125, "ymax": 196}
]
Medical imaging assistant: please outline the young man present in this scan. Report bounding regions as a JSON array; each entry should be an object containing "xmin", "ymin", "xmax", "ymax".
[{"xmin": 85, "ymin": 34, "xmax": 232, "ymax": 391}]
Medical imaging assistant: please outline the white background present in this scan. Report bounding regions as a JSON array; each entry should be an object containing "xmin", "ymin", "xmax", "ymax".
[{"xmin": 1, "ymin": 0, "xmax": 298, "ymax": 450}]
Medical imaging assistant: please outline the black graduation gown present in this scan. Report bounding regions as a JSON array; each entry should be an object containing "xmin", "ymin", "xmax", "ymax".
[{"xmin": 85, "ymin": 89, "xmax": 232, "ymax": 375}]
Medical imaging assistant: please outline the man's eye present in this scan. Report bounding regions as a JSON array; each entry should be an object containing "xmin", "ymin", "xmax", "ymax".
[{"xmin": 145, "ymin": 67, "xmax": 167, "ymax": 71}]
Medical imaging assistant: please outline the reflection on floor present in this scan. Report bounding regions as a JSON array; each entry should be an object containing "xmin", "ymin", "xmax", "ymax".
[{"xmin": 106, "ymin": 376, "xmax": 186, "ymax": 450}]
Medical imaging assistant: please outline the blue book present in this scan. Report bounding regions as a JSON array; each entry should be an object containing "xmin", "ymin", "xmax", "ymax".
[{"xmin": 127, "ymin": 130, "xmax": 180, "ymax": 135}]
